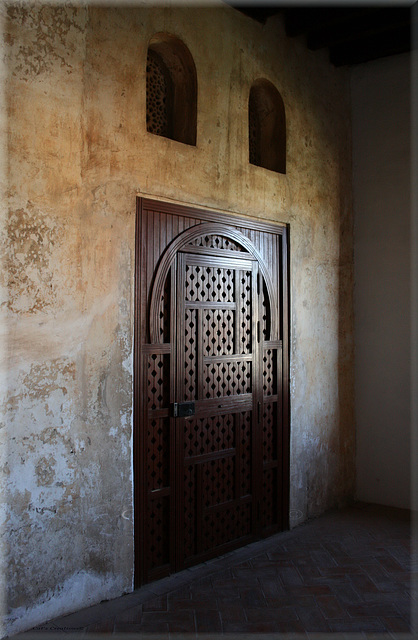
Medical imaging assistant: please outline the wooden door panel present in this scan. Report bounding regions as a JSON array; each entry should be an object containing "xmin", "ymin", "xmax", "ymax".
[
  {"xmin": 182, "ymin": 409, "xmax": 254, "ymax": 564},
  {"xmin": 178, "ymin": 251, "xmax": 258, "ymax": 565},
  {"xmin": 135, "ymin": 198, "xmax": 289, "ymax": 586}
]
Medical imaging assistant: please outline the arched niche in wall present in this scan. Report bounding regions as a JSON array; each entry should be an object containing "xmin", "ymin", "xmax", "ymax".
[
  {"xmin": 249, "ymin": 79, "xmax": 286, "ymax": 174},
  {"xmin": 146, "ymin": 33, "xmax": 197, "ymax": 146}
]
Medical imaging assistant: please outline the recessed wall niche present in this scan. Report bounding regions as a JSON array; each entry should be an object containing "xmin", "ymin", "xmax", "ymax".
[
  {"xmin": 146, "ymin": 33, "xmax": 197, "ymax": 146},
  {"xmin": 249, "ymin": 79, "xmax": 286, "ymax": 174}
]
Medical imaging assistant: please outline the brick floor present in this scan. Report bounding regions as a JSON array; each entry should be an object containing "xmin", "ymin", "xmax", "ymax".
[{"xmin": 18, "ymin": 502, "xmax": 416, "ymax": 637}]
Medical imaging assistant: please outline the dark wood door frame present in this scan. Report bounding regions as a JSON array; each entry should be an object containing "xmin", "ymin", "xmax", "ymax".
[{"xmin": 134, "ymin": 197, "xmax": 290, "ymax": 587}]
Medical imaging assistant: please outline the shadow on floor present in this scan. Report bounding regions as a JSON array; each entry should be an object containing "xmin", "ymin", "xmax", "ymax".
[{"xmin": 17, "ymin": 502, "xmax": 416, "ymax": 638}]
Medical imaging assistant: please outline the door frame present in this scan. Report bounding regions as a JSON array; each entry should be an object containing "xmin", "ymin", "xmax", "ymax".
[{"xmin": 134, "ymin": 197, "xmax": 290, "ymax": 587}]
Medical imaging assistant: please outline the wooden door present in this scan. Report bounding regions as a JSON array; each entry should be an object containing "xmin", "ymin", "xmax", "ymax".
[{"xmin": 135, "ymin": 198, "xmax": 289, "ymax": 586}]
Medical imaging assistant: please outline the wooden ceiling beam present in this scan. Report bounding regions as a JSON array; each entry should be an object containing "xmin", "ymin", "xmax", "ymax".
[
  {"xmin": 307, "ymin": 7, "xmax": 411, "ymax": 51},
  {"xmin": 226, "ymin": 4, "xmax": 279, "ymax": 24},
  {"xmin": 226, "ymin": 2, "xmax": 414, "ymax": 66},
  {"xmin": 284, "ymin": 7, "xmax": 373, "ymax": 38},
  {"xmin": 330, "ymin": 22, "xmax": 411, "ymax": 66}
]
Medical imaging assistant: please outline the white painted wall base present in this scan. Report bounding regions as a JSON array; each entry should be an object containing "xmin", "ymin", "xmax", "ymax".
[{"xmin": 5, "ymin": 571, "xmax": 127, "ymax": 637}]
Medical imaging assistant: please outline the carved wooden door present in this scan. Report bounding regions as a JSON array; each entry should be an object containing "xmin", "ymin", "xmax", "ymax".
[{"xmin": 135, "ymin": 198, "xmax": 289, "ymax": 586}]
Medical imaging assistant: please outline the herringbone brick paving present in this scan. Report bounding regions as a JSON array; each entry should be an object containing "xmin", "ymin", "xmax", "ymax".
[{"xmin": 20, "ymin": 503, "xmax": 416, "ymax": 637}]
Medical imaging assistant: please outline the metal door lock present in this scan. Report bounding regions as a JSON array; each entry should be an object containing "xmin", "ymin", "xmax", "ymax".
[{"xmin": 172, "ymin": 401, "xmax": 195, "ymax": 418}]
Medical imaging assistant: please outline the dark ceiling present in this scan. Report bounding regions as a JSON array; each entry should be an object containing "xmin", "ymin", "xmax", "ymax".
[{"xmin": 229, "ymin": 5, "xmax": 414, "ymax": 66}]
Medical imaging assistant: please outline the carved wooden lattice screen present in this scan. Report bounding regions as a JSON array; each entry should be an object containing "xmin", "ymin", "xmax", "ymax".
[{"xmin": 135, "ymin": 198, "xmax": 289, "ymax": 585}]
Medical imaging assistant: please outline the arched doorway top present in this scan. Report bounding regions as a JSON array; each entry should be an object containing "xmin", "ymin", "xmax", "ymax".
[{"xmin": 149, "ymin": 222, "xmax": 278, "ymax": 343}]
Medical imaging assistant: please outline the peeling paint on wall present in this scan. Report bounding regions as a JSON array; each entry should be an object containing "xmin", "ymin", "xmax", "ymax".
[
  {"xmin": 1, "ymin": 2, "xmax": 354, "ymax": 635},
  {"xmin": 5, "ymin": 206, "xmax": 63, "ymax": 315}
]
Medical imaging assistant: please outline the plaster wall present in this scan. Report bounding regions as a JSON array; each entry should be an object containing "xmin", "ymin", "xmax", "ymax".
[
  {"xmin": 351, "ymin": 54, "xmax": 411, "ymax": 509},
  {"xmin": 1, "ymin": 4, "xmax": 354, "ymax": 634}
]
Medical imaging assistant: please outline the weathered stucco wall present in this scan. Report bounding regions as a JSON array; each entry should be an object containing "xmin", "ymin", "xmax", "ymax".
[{"xmin": 1, "ymin": 3, "xmax": 354, "ymax": 635}]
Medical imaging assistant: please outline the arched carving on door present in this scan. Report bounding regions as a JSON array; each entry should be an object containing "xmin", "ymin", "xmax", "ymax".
[{"xmin": 149, "ymin": 222, "xmax": 278, "ymax": 344}]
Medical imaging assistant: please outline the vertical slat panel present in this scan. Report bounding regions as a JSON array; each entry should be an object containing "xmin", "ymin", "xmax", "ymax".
[
  {"xmin": 196, "ymin": 464, "xmax": 203, "ymax": 554},
  {"xmin": 176, "ymin": 251, "xmax": 186, "ymax": 569},
  {"xmin": 235, "ymin": 412, "xmax": 242, "ymax": 499},
  {"xmin": 134, "ymin": 200, "xmax": 144, "ymax": 586},
  {"xmin": 252, "ymin": 260, "xmax": 262, "ymax": 535},
  {"xmin": 281, "ymin": 229, "xmax": 290, "ymax": 529},
  {"xmin": 160, "ymin": 212, "xmax": 166, "ymax": 263},
  {"xmin": 169, "ymin": 257, "xmax": 177, "ymax": 570}
]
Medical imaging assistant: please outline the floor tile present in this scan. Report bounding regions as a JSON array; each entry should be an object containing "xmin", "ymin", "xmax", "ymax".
[
  {"xmin": 195, "ymin": 610, "xmax": 222, "ymax": 633},
  {"xmin": 347, "ymin": 602, "xmax": 400, "ymax": 618},
  {"xmin": 295, "ymin": 605, "xmax": 331, "ymax": 632},
  {"xmin": 328, "ymin": 616, "xmax": 386, "ymax": 632},
  {"xmin": 245, "ymin": 605, "xmax": 299, "ymax": 623},
  {"xmin": 166, "ymin": 610, "xmax": 196, "ymax": 633},
  {"xmin": 85, "ymin": 619, "xmax": 114, "ymax": 634},
  {"xmin": 380, "ymin": 615, "xmax": 412, "ymax": 632},
  {"xmin": 316, "ymin": 594, "xmax": 346, "ymax": 619},
  {"xmin": 257, "ymin": 575, "xmax": 286, "ymax": 597}
]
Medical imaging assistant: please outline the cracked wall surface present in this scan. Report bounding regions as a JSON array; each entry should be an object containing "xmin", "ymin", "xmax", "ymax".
[{"xmin": 1, "ymin": 3, "xmax": 354, "ymax": 635}]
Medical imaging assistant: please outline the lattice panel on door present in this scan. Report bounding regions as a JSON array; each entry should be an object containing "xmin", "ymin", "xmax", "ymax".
[
  {"xmin": 202, "ymin": 457, "xmax": 235, "ymax": 508},
  {"xmin": 202, "ymin": 502, "xmax": 252, "ymax": 552},
  {"xmin": 239, "ymin": 270, "xmax": 252, "ymax": 353},
  {"xmin": 184, "ymin": 308, "xmax": 197, "ymax": 401},
  {"xmin": 261, "ymin": 468, "xmax": 278, "ymax": 530},
  {"xmin": 184, "ymin": 465, "xmax": 196, "ymax": 558},
  {"xmin": 146, "ymin": 50, "xmax": 170, "ymax": 137},
  {"xmin": 185, "ymin": 265, "xmax": 234, "ymax": 303},
  {"xmin": 263, "ymin": 348, "xmax": 277, "ymax": 396},
  {"xmin": 188, "ymin": 234, "xmax": 244, "ymax": 251},
  {"xmin": 147, "ymin": 497, "xmax": 170, "ymax": 570},
  {"xmin": 262, "ymin": 279, "xmax": 271, "ymax": 341},
  {"xmin": 203, "ymin": 361, "xmax": 252, "ymax": 398},
  {"xmin": 262, "ymin": 403, "xmax": 278, "ymax": 464},
  {"xmin": 147, "ymin": 417, "xmax": 170, "ymax": 491},
  {"xmin": 240, "ymin": 411, "xmax": 252, "ymax": 496},
  {"xmin": 203, "ymin": 309, "xmax": 235, "ymax": 356},
  {"xmin": 184, "ymin": 414, "xmax": 235, "ymax": 458},
  {"xmin": 147, "ymin": 354, "xmax": 170, "ymax": 410}
]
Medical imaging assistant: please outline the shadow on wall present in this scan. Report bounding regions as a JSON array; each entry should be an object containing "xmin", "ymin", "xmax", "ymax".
[{"xmin": 146, "ymin": 32, "xmax": 197, "ymax": 146}]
